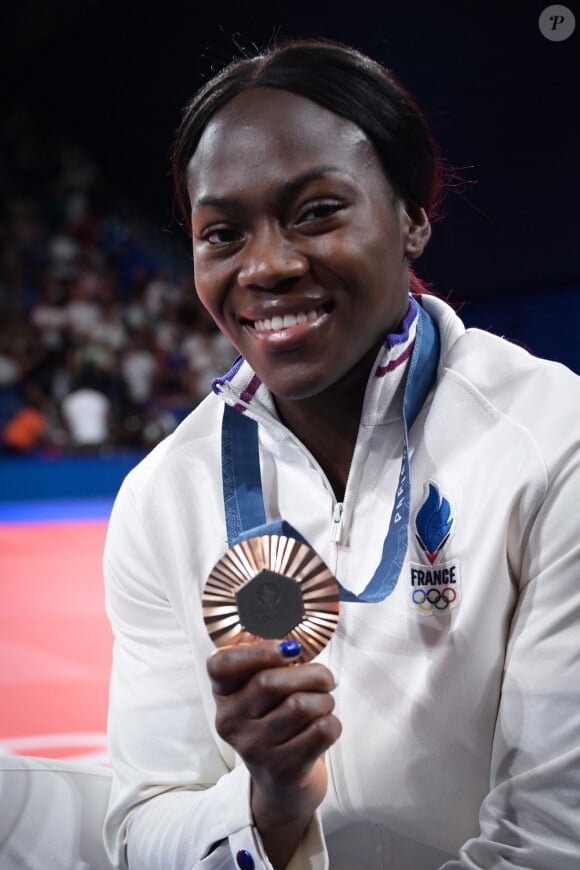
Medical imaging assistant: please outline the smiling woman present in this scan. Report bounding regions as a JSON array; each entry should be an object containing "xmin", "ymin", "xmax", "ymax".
[{"xmin": 102, "ymin": 38, "xmax": 580, "ymax": 870}]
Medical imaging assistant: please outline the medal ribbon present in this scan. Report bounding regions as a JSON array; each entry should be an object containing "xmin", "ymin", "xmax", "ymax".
[{"xmin": 221, "ymin": 301, "xmax": 440, "ymax": 603}]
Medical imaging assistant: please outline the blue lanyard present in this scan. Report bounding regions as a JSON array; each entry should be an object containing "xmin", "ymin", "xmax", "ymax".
[{"xmin": 220, "ymin": 301, "xmax": 440, "ymax": 603}]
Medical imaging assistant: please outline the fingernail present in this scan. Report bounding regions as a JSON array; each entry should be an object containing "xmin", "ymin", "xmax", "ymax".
[{"xmin": 280, "ymin": 639, "xmax": 301, "ymax": 657}]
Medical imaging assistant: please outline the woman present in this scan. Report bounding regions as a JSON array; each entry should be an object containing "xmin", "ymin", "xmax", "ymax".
[{"xmin": 104, "ymin": 39, "xmax": 580, "ymax": 869}]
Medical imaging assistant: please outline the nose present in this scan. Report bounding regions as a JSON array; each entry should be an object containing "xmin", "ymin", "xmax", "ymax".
[{"xmin": 237, "ymin": 222, "xmax": 308, "ymax": 289}]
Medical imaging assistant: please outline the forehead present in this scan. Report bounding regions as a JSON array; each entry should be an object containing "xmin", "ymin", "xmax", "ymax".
[{"xmin": 187, "ymin": 87, "xmax": 381, "ymax": 199}]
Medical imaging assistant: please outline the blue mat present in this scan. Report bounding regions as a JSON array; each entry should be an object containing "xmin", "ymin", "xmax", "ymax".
[{"xmin": 0, "ymin": 497, "xmax": 114, "ymax": 524}]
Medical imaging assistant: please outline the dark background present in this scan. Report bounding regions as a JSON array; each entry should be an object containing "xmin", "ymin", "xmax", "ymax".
[{"xmin": 2, "ymin": 0, "xmax": 579, "ymax": 361}]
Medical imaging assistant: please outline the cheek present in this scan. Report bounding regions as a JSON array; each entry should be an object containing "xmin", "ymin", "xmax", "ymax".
[
  {"xmin": 193, "ymin": 258, "xmax": 223, "ymax": 316},
  {"xmin": 194, "ymin": 280, "xmax": 240, "ymax": 351},
  {"xmin": 329, "ymin": 209, "xmax": 401, "ymax": 266},
  {"xmin": 320, "ymin": 233, "xmax": 401, "ymax": 297}
]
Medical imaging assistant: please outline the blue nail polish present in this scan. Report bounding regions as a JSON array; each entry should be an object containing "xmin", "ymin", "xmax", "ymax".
[
  {"xmin": 280, "ymin": 639, "xmax": 301, "ymax": 657},
  {"xmin": 236, "ymin": 849, "xmax": 255, "ymax": 870}
]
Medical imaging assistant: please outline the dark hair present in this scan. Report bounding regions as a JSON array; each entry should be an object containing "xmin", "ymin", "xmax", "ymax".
[{"xmin": 171, "ymin": 37, "xmax": 444, "ymax": 229}]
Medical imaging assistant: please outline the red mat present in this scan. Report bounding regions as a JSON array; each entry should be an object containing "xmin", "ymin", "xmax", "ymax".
[{"xmin": 0, "ymin": 518, "xmax": 112, "ymax": 761}]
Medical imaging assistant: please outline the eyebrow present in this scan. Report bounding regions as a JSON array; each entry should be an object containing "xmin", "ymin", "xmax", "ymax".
[{"xmin": 193, "ymin": 166, "xmax": 351, "ymax": 211}]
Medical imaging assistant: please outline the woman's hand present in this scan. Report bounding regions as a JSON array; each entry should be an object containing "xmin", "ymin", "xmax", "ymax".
[{"xmin": 207, "ymin": 640, "xmax": 341, "ymax": 868}]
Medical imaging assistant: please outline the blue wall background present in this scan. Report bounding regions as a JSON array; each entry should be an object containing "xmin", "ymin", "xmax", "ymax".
[
  {"xmin": 458, "ymin": 282, "xmax": 580, "ymax": 375},
  {"xmin": 0, "ymin": 451, "xmax": 145, "ymax": 503}
]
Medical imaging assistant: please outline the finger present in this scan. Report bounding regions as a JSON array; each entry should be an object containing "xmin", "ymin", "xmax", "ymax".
[
  {"xmin": 216, "ymin": 675, "xmax": 337, "ymax": 750},
  {"xmin": 247, "ymin": 712, "xmax": 342, "ymax": 784},
  {"xmin": 262, "ymin": 689, "xmax": 337, "ymax": 744},
  {"xmin": 214, "ymin": 660, "xmax": 337, "ymax": 729},
  {"xmin": 207, "ymin": 641, "xmax": 293, "ymax": 694},
  {"xmin": 214, "ymin": 662, "xmax": 337, "ymax": 744},
  {"xmin": 236, "ymin": 662, "xmax": 336, "ymax": 719},
  {"xmin": 220, "ymin": 685, "xmax": 336, "ymax": 749},
  {"xmin": 207, "ymin": 640, "xmax": 335, "ymax": 697}
]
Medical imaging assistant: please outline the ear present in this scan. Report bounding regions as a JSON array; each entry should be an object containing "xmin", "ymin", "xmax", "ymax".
[{"xmin": 402, "ymin": 201, "xmax": 431, "ymax": 260}]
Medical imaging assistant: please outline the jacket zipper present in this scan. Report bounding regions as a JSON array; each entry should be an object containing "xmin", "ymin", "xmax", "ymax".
[{"xmin": 331, "ymin": 502, "xmax": 344, "ymax": 542}]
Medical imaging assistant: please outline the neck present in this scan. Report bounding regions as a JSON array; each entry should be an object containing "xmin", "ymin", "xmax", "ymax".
[{"xmin": 274, "ymin": 343, "xmax": 380, "ymax": 502}]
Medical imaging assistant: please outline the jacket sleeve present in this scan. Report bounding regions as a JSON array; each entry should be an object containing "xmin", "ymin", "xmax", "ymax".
[
  {"xmin": 441, "ymin": 448, "xmax": 580, "ymax": 868},
  {"xmin": 103, "ymin": 478, "xmax": 327, "ymax": 870}
]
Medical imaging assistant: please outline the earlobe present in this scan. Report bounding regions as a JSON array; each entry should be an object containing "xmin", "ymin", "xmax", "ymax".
[{"xmin": 403, "ymin": 204, "xmax": 431, "ymax": 260}]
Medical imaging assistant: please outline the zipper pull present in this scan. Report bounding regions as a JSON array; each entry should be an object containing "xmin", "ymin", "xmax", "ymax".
[{"xmin": 331, "ymin": 502, "xmax": 344, "ymax": 543}]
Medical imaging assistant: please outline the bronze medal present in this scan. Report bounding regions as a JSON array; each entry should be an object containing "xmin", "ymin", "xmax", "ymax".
[{"xmin": 202, "ymin": 534, "xmax": 340, "ymax": 662}]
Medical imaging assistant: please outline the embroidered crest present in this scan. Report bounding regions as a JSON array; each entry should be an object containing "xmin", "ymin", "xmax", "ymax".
[
  {"xmin": 415, "ymin": 483, "xmax": 453, "ymax": 564},
  {"xmin": 410, "ymin": 483, "xmax": 460, "ymax": 616}
]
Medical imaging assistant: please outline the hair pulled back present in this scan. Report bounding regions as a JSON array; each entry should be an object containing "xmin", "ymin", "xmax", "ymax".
[{"xmin": 171, "ymin": 38, "xmax": 444, "ymax": 228}]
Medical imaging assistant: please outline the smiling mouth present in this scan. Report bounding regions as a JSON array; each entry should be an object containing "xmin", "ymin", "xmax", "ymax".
[{"xmin": 245, "ymin": 302, "xmax": 333, "ymax": 333}]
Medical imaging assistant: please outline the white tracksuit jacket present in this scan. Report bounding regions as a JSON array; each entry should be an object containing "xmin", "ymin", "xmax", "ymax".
[{"xmin": 104, "ymin": 294, "xmax": 580, "ymax": 869}]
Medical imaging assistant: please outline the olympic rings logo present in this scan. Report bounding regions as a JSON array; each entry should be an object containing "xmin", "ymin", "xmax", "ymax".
[{"xmin": 411, "ymin": 588, "xmax": 457, "ymax": 611}]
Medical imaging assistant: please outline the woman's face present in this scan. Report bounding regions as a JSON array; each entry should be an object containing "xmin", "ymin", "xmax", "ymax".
[{"xmin": 187, "ymin": 86, "xmax": 427, "ymax": 402}]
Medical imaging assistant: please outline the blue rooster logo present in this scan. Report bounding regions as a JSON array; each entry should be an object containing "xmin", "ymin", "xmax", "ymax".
[{"xmin": 415, "ymin": 484, "xmax": 454, "ymax": 564}]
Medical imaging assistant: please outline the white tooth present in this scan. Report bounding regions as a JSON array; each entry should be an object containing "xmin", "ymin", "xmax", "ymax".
[{"xmin": 253, "ymin": 308, "xmax": 324, "ymax": 333}]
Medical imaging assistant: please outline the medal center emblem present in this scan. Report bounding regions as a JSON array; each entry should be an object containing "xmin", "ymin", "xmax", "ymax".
[{"xmin": 237, "ymin": 569, "xmax": 305, "ymax": 639}]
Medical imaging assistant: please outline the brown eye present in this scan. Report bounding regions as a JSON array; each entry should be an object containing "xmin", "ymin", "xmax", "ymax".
[
  {"xmin": 297, "ymin": 200, "xmax": 344, "ymax": 225},
  {"xmin": 202, "ymin": 226, "xmax": 240, "ymax": 246},
  {"xmin": 296, "ymin": 199, "xmax": 345, "ymax": 231}
]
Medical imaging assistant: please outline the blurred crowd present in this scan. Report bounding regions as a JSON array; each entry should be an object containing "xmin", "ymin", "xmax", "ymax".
[{"xmin": 0, "ymin": 108, "xmax": 237, "ymax": 457}]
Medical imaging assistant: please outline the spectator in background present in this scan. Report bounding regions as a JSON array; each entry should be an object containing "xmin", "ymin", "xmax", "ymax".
[
  {"xmin": 46, "ymin": 228, "xmax": 80, "ymax": 283},
  {"xmin": 0, "ymin": 332, "xmax": 21, "ymax": 392},
  {"xmin": 66, "ymin": 269, "xmax": 102, "ymax": 342},
  {"xmin": 144, "ymin": 268, "xmax": 181, "ymax": 319},
  {"xmin": 30, "ymin": 276, "xmax": 69, "ymax": 355},
  {"xmin": 120, "ymin": 325, "xmax": 159, "ymax": 408},
  {"xmin": 1, "ymin": 380, "xmax": 48, "ymax": 454},
  {"xmin": 60, "ymin": 361, "xmax": 111, "ymax": 450}
]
